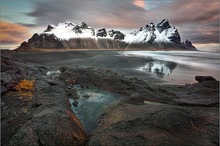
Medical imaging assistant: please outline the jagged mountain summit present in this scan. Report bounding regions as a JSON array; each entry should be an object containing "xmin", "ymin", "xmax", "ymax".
[
  {"xmin": 17, "ymin": 19, "xmax": 197, "ymax": 50},
  {"xmin": 125, "ymin": 19, "xmax": 180, "ymax": 44}
]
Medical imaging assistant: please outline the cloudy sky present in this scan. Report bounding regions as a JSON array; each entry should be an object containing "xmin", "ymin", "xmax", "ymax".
[{"xmin": 1, "ymin": 0, "xmax": 219, "ymax": 50}]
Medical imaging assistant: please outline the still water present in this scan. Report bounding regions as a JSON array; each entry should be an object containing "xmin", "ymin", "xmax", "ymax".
[
  {"xmin": 69, "ymin": 87, "xmax": 123, "ymax": 133},
  {"xmin": 122, "ymin": 51, "xmax": 220, "ymax": 84}
]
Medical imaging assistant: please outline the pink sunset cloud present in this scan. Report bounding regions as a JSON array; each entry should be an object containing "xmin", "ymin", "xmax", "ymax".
[{"xmin": 0, "ymin": 21, "xmax": 31, "ymax": 45}]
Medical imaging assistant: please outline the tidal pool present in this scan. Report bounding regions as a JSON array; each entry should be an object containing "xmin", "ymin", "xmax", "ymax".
[{"xmin": 69, "ymin": 87, "xmax": 124, "ymax": 133}]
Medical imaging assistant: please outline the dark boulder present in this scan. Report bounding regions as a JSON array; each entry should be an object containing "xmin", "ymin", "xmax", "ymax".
[{"xmin": 195, "ymin": 76, "xmax": 217, "ymax": 83}]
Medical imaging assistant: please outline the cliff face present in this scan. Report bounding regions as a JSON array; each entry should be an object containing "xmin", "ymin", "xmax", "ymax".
[
  {"xmin": 17, "ymin": 20, "xmax": 197, "ymax": 51},
  {"xmin": 19, "ymin": 34, "xmax": 128, "ymax": 50},
  {"xmin": 27, "ymin": 33, "xmax": 64, "ymax": 49}
]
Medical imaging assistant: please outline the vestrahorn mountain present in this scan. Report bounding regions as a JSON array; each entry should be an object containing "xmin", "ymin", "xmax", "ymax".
[{"xmin": 17, "ymin": 19, "xmax": 197, "ymax": 51}]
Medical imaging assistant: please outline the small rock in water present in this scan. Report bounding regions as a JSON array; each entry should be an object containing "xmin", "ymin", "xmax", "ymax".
[
  {"xmin": 72, "ymin": 100, "xmax": 79, "ymax": 107},
  {"xmin": 195, "ymin": 76, "xmax": 217, "ymax": 83},
  {"xmin": 83, "ymin": 94, "xmax": 90, "ymax": 99}
]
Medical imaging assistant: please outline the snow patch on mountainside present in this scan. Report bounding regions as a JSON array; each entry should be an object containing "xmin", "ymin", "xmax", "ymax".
[{"xmin": 154, "ymin": 29, "xmax": 170, "ymax": 42}]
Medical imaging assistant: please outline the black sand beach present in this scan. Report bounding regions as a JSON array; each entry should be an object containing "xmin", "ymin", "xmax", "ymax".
[
  {"xmin": 9, "ymin": 50, "xmax": 164, "ymax": 83},
  {"xmin": 9, "ymin": 50, "xmax": 220, "ymax": 84}
]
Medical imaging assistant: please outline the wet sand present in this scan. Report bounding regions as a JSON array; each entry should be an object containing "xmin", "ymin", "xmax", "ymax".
[
  {"xmin": 10, "ymin": 50, "xmax": 164, "ymax": 83},
  {"xmin": 9, "ymin": 50, "xmax": 219, "ymax": 84}
]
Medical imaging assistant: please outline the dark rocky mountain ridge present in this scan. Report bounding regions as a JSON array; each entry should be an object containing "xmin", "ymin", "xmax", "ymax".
[{"xmin": 17, "ymin": 19, "xmax": 197, "ymax": 51}]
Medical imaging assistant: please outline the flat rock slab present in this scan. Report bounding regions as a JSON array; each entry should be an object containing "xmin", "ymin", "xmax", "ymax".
[{"xmin": 88, "ymin": 102, "xmax": 219, "ymax": 146}]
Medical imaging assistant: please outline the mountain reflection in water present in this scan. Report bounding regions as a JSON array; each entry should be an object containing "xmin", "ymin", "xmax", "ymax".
[{"xmin": 143, "ymin": 61, "xmax": 177, "ymax": 78}]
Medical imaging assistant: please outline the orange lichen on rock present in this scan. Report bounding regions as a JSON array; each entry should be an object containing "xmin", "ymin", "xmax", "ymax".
[{"xmin": 15, "ymin": 79, "xmax": 35, "ymax": 97}]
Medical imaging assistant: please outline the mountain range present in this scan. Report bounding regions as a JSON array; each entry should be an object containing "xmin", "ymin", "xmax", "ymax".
[{"xmin": 17, "ymin": 19, "xmax": 197, "ymax": 51}]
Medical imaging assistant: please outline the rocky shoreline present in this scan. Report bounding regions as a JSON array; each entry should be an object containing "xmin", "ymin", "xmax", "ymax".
[{"xmin": 1, "ymin": 52, "xmax": 219, "ymax": 145}]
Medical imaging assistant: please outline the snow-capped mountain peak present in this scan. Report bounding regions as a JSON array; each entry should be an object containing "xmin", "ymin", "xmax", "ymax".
[
  {"xmin": 42, "ymin": 19, "xmax": 182, "ymax": 44},
  {"xmin": 125, "ymin": 19, "xmax": 180, "ymax": 44},
  {"xmin": 43, "ymin": 21, "xmax": 95, "ymax": 40},
  {"xmin": 17, "ymin": 19, "xmax": 196, "ymax": 51}
]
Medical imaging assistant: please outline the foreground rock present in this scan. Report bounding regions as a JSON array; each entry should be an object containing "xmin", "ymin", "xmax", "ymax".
[
  {"xmin": 2, "ymin": 86, "xmax": 87, "ymax": 146},
  {"xmin": 59, "ymin": 66, "xmax": 219, "ymax": 146},
  {"xmin": 1, "ymin": 54, "xmax": 87, "ymax": 146},
  {"xmin": 88, "ymin": 102, "xmax": 218, "ymax": 146},
  {"xmin": 59, "ymin": 66, "xmax": 177, "ymax": 103},
  {"xmin": 167, "ymin": 80, "xmax": 219, "ymax": 107},
  {"xmin": 1, "ymin": 53, "xmax": 218, "ymax": 146},
  {"xmin": 1, "ymin": 54, "xmax": 47, "ymax": 94},
  {"xmin": 88, "ymin": 81, "xmax": 219, "ymax": 145}
]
